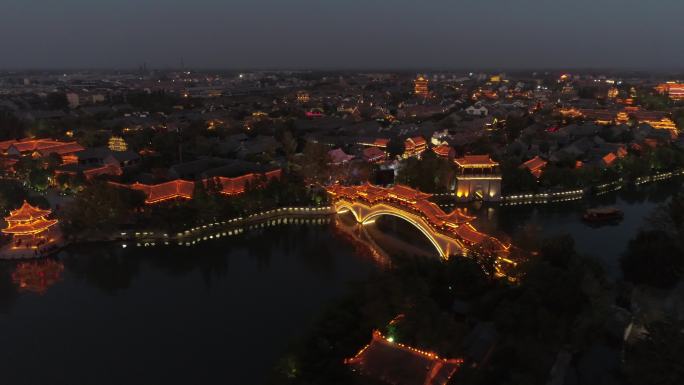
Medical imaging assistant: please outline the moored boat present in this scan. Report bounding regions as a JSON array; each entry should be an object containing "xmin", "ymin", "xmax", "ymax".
[{"xmin": 582, "ymin": 207, "xmax": 624, "ymax": 223}]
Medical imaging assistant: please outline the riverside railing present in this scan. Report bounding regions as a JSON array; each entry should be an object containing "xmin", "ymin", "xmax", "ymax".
[{"xmin": 119, "ymin": 206, "xmax": 334, "ymax": 248}]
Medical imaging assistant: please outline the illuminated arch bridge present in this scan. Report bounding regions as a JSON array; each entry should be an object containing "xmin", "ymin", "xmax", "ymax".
[{"xmin": 327, "ymin": 183, "xmax": 522, "ymax": 279}]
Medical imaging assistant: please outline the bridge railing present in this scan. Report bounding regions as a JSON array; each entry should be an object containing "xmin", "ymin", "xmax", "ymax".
[{"xmin": 334, "ymin": 197, "xmax": 507, "ymax": 254}]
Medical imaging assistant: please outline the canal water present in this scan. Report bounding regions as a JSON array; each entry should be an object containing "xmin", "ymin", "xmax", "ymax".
[
  {"xmin": 0, "ymin": 222, "xmax": 375, "ymax": 385},
  {"xmin": 0, "ymin": 177, "xmax": 680, "ymax": 385},
  {"xmin": 470, "ymin": 177, "xmax": 684, "ymax": 278}
]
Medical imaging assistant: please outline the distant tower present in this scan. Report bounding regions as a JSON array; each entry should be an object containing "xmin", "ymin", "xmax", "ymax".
[
  {"xmin": 296, "ymin": 90, "xmax": 310, "ymax": 103},
  {"xmin": 414, "ymin": 74, "xmax": 429, "ymax": 98},
  {"xmin": 108, "ymin": 136, "xmax": 128, "ymax": 152},
  {"xmin": 607, "ymin": 87, "xmax": 619, "ymax": 99}
]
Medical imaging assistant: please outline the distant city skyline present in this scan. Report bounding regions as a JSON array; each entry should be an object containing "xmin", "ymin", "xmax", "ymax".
[{"xmin": 2, "ymin": 0, "xmax": 684, "ymax": 70}]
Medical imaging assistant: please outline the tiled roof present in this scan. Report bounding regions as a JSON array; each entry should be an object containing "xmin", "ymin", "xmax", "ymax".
[
  {"xmin": 329, "ymin": 148, "xmax": 355, "ymax": 164},
  {"xmin": 521, "ymin": 156, "xmax": 547, "ymax": 178},
  {"xmin": 454, "ymin": 155, "xmax": 498, "ymax": 167},
  {"xmin": 4, "ymin": 139, "xmax": 84, "ymax": 155},
  {"xmin": 215, "ymin": 169, "xmax": 281, "ymax": 195},
  {"xmin": 130, "ymin": 180, "xmax": 195, "ymax": 204},
  {"xmin": 115, "ymin": 170, "xmax": 281, "ymax": 204},
  {"xmin": 5, "ymin": 201, "xmax": 52, "ymax": 222},
  {"xmin": 345, "ymin": 330, "xmax": 463, "ymax": 385},
  {"xmin": 602, "ymin": 152, "xmax": 617, "ymax": 166},
  {"xmin": 363, "ymin": 146, "xmax": 386, "ymax": 162}
]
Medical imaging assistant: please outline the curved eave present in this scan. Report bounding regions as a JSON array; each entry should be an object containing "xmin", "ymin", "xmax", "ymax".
[{"xmin": 2, "ymin": 219, "xmax": 58, "ymax": 235}]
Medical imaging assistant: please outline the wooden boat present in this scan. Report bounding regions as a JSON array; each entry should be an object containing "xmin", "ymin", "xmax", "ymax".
[{"xmin": 582, "ymin": 207, "xmax": 624, "ymax": 223}]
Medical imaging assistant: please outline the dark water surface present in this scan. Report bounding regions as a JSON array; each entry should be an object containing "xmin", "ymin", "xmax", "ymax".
[
  {"xmin": 470, "ymin": 177, "xmax": 683, "ymax": 277},
  {"xmin": 0, "ymin": 223, "xmax": 375, "ymax": 385},
  {"xmin": 0, "ymin": 178, "xmax": 680, "ymax": 384}
]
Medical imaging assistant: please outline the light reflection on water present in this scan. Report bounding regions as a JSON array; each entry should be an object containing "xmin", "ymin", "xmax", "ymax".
[{"xmin": 0, "ymin": 177, "xmax": 679, "ymax": 384}]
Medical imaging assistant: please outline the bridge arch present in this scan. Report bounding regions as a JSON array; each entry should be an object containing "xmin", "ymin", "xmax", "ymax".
[
  {"xmin": 335, "ymin": 202, "xmax": 362, "ymax": 222},
  {"xmin": 361, "ymin": 210, "xmax": 447, "ymax": 258}
]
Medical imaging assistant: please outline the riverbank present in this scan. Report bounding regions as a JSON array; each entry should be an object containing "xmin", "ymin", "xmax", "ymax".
[
  {"xmin": 53, "ymin": 205, "xmax": 335, "ymax": 253},
  {"xmin": 500, "ymin": 168, "xmax": 684, "ymax": 206}
]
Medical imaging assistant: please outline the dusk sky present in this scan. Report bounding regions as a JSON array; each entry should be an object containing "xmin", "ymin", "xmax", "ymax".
[{"xmin": 2, "ymin": 0, "xmax": 684, "ymax": 70}]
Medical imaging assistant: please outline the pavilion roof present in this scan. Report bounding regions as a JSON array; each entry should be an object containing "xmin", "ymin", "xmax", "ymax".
[
  {"xmin": 5, "ymin": 201, "xmax": 52, "ymax": 222},
  {"xmin": 2, "ymin": 217, "xmax": 58, "ymax": 235}
]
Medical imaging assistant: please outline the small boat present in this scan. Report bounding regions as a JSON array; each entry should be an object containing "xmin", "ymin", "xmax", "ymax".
[{"xmin": 582, "ymin": 207, "xmax": 624, "ymax": 223}]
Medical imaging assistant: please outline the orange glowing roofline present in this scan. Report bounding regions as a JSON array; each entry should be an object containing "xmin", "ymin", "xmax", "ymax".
[
  {"xmin": 454, "ymin": 154, "xmax": 499, "ymax": 167},
  {"xmin": 345, "ymin": 330, "xmax": 464, "ymax": 385},
  {"xmin": 113, "ymin": 170, "xmax": 282, "ymax": 204},
  {"xmin": 2, "ymin": 201, "xmax": 58, "ymax": 235}
]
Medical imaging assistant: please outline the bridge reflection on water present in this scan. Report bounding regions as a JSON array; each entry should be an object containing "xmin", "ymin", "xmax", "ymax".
[
  {"xmin": 328, "ymin": 183, "xmax": 526, "ymax": 280},
  {"xmin": 334, "ymin": 213, "xmax": 441, "ymax": 266}
]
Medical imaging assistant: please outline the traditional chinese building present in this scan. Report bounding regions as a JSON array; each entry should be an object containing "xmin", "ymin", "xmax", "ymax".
[
  {"xmin": 363, "ymin": 146, "xmax": 387, "ymax": 163},
  {"xmin": 296, "ymin": 90, "xmax": 310, "ymax": 103},
  {"xmin": 656, "ymin": 82, "xmax": 684, "ymax": 101},
  {"xmin": 129, "ymin": 180, "xmax": 195, "ymax": 204},
  {"xmin": 345, "ymin": 330, "xmax": 463, "ymax": 385},
  {"xmin": 521, "ymin": 156, "xmax": 547, "ymax": 179},
  {"xmin": 607, "ymin": 87, "xmax": 619, "ymax": 99},
  {"xmin": 358, "ymin": 138, "xmax": 390, "ymax": 149},
  {"xmin": 414, "ymin": 75, "xmax": 429, "ymax": 98},
  {"xmin": 0, "ymin": 138, "xmax": 84, "ymax": 164},
  {"xmin": 108, "ymin": 136, "xmax": 128, "ymax": 152},
  {"xmin": 2, "ymin": 201, "xmax": 59, "ymax": 255},
  {"xmin": 403, "ymin": 137, "xmax": 427, "ymax": 159},
  {"xmin": 214, "ymin": 169, "xmax": 282, "ymax": 196},
  {"xmin": 454, "ymin": 155, "xmax": 501, "ymax": 202},
  {"xmin": 432, "ymin": 144, "xmax": 454, "ymax": 159},
  {"xmin": 112, "ymin": 169, "xmax": 282, "ymax": 204}
]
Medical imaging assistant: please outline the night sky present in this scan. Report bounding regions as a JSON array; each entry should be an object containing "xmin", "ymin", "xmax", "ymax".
[{"xmin": 2, "ymin": 0, "xmax": 683, "ymax": 70}]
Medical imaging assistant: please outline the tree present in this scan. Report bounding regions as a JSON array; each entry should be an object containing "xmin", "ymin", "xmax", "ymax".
[
  {"xmin": 386, "ymin": 137, "xmax": 405, "ymax": 158},
  {"xmin": 504, "ymin": 113, "xmax": 531, "ymax": 141},
  {"xmin": 500, "ymin": 160, "xmax": 538, "ymax": 194},
  {"xmin": 625, "ymin": 319, "xmax": 684, "ymax": 385},
  {"xmin": 61, "ymin": 182, "xmax": 145, "ymax": 239},
  {"xmin": 280, "ymin": 130, "xmax": 298, "ymax": 171},
  {"xmin": 46, "ymin": 152, "xmax": 62, "ymax": 171},
  {"xmin": 297, "ymin": 142, "xmax": 331, "ymax": 184},
  {"xmin": 0, "ymin": 110, "xmax": 25, "ymax": 140},
  {"xmin": 621, "ymin": 230, "xmax": 683, "ymax": 289},
  {"xmin": 622, "ymin": 195, "xmax": 684, "ymax": 289},
  {"xmin": 28, "ymin": 168, "xmax": 49, "ymax": 191},
  {"xmin": 396, "ymin": 151, "xmax": 453, "ymax": 193},
  {"xmin": 0, "ymin": 180, "xmax": 29, "ymax": 213},
  {"xmin": 46, "ymin": 92, "xmax": 68, "ymax": 110}
]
